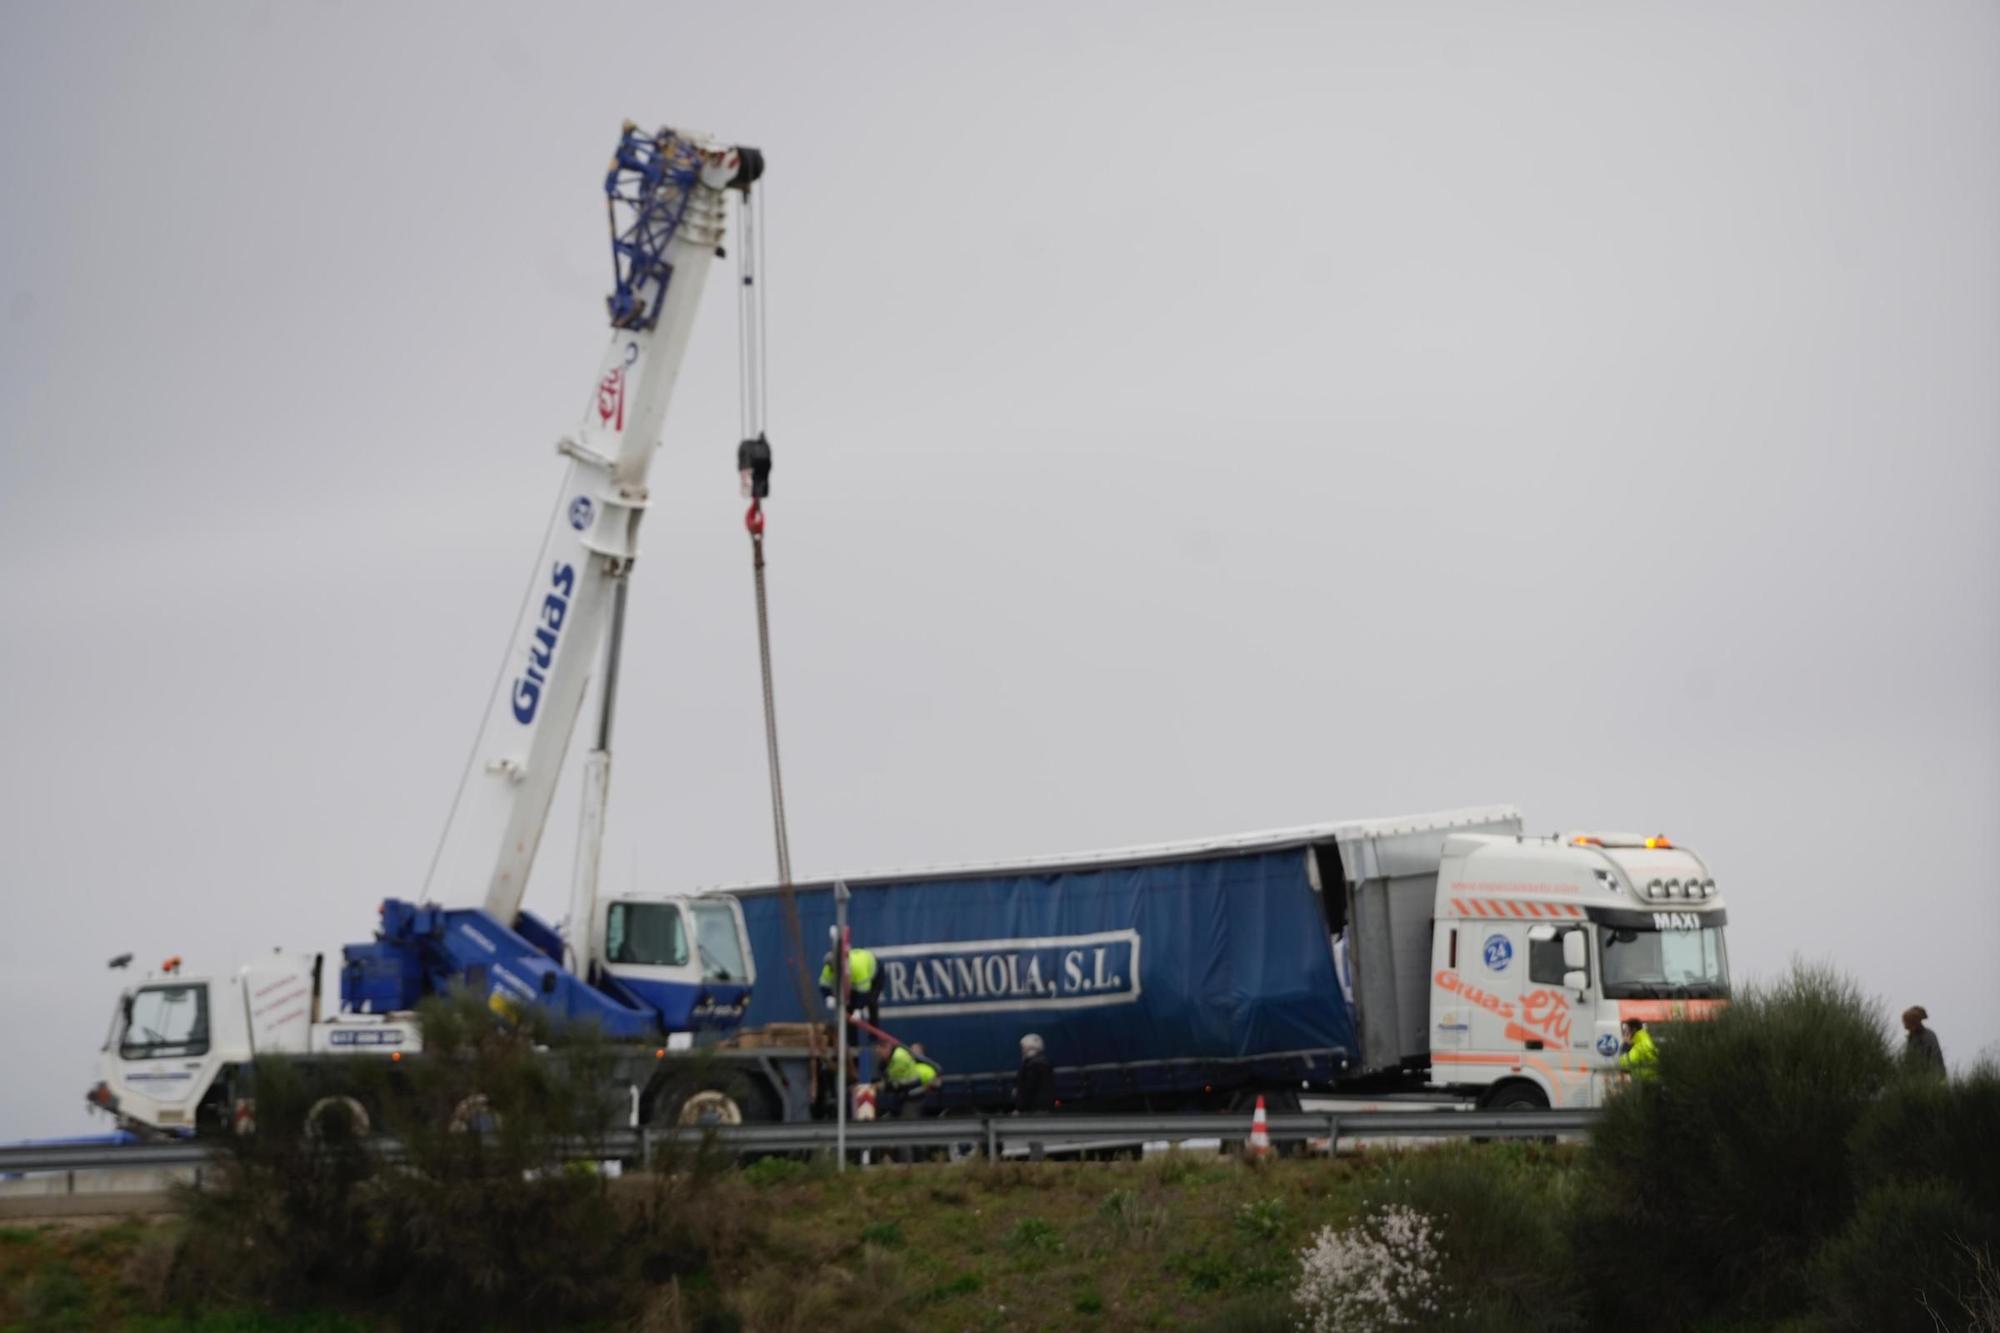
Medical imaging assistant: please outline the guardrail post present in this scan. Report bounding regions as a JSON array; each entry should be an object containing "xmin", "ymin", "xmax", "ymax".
[
  {"xmin": 984, "ymin": 1116, "xmax": 997, "ymax": 1162},
  {"xmin": 1326, "ymin": 1113, "xmax": 1340, "ymax": 1155}
]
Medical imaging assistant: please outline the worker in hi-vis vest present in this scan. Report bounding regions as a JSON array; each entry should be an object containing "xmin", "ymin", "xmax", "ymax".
[
  {"xmin": 820, "ymin": 946, "xmax": 882, "ymax": 1063},
  {"xmin": 875, "ymin": 1038, "xmax": 939, "ymax": 1119},
  {"xmin": 1619, "ymin": 1019, "xmax": 1659, "ymax": 1081}
]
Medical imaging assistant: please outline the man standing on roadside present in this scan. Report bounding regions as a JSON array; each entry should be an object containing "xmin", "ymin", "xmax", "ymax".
[
  {"xmin": 1015, "ymin": 1033, "xmax": 1054, "ymax": 1113},
  {"xmin": 1902, "ymin": 1005, "xmax": 1946, "ymax": 1078}
]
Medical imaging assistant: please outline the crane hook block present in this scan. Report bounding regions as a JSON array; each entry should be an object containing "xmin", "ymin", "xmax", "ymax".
[{"xmin": 738, "ymin": 433, "xmax": 773, "ymax": 500}]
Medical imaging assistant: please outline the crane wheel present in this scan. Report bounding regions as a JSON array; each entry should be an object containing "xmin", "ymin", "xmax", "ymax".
[
  {"xmin": 674, "ymin": 1089, "xmax": 745, "ymax": 1127},
  {"xmin": 303, "ymin": 1095, "xmax": 371, "ymax": 1140},
  {"xmin": 448, "ymin": 1093, "xmax": 502, "ymax": 1134}
]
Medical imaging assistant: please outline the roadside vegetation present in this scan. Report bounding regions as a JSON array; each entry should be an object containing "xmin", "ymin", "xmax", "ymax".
[{"xmin": 4, "ymin": 965, "xmax": 1995, "ymax": 1332}]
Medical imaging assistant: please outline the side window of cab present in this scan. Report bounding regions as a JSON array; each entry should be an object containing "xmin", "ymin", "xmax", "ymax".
[{"xmin": 1530, "ymin": 928, "xmax": 1589, "ymax": 986}]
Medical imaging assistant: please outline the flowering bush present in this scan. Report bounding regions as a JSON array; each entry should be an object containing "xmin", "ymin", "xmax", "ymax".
[{"xmin": 1293, "ymin": 1203, "xmax": 1447, "ymax": 1332}]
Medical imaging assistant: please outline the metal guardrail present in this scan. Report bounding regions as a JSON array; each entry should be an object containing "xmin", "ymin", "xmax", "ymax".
[{"xmin": 0, "ymin": 1108, "xmax": 1597, "ymax": 1175}]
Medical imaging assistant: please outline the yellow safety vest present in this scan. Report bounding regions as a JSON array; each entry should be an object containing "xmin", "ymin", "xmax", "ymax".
[
  {"xmin": 819, "ymin": 948, "xmax": 879, "ymax": 993},
  {"xmin": 884, "ymin": 1045, "xmax": 938, "ymax": 1093},
  {"xmin": 1620, "ymin": 1028, "xmax": 1659, "ymax": 1081}
]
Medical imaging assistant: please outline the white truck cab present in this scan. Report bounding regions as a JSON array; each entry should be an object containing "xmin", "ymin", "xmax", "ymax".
[
  {"xmin": 1424, "ymin": 831, "xmax": 1728, "ymax": 1108},
  {"xmin": 90, "ymin": 953, "xmax": 421, "ymax": 1137}
]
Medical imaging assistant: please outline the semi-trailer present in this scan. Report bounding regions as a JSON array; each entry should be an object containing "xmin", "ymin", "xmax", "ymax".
[{"xmin": 717, "ymin": 805, "xmax": 1728, "ymax": 1114}]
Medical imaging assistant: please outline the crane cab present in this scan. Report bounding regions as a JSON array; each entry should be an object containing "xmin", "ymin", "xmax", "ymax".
[{"xmin": 590, "ymin": 893, "xmax": 756, "ymax": 1033}]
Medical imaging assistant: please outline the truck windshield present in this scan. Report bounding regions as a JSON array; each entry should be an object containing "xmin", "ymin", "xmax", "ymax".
[
  {"xmin": 606, "ymin": 902, "xmax": 689, "ymax": 968},
  {"xmin": 691, "ymin": 903, "xmax": 748, "ymax": 982},
  {"xmin": 1598, "ymin": 925, "xmax": 1730, "ymax": 999},
  {"xmin": 119, "ymin": 983, "xmax": 209, "ymax": 1059}
]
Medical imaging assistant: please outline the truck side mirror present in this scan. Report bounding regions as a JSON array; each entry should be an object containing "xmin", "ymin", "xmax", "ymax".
[
  {"xmin": 1563, "ymin": 969, "xmax": 1589, "ymax": 992},
  {"xmin": 1562, "ymin": 930, "xmax": 1587, "ymax": 970},
  {"xmin": 1526, "ymin": 925, "xmax": 1557, "ymax": 943}
]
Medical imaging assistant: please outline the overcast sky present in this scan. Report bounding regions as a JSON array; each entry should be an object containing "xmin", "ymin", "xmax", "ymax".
[{"xmin": 3, "ymin": 1, "xmax": 1995, "ymax": 1138}]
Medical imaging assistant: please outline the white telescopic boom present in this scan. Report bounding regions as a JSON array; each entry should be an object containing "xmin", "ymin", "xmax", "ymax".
[{"xmin": 424, "ymin": 128, "xmax": 761, "ymax": 926}]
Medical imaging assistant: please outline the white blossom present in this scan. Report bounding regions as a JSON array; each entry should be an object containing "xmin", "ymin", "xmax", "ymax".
[{"xmin": 1293, "ymin": 1203, "xmax": 1448, "ymax": 1332}]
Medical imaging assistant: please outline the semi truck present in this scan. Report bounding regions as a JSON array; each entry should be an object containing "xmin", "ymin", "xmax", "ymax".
[{"xmin": 717, "ymin": 805, "xmax": 1730, "ymax": 1113}]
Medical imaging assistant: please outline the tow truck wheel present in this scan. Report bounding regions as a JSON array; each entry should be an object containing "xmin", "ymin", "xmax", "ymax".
[{"xmin": 304, "ymin": 1095, "xmax": 371, "ymax": 1140}]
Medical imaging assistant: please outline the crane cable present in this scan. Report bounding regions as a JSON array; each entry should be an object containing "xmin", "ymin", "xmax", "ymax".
[{"xmin": 734, "ymin": 186, "xmax": 822, "ymax": 1062}]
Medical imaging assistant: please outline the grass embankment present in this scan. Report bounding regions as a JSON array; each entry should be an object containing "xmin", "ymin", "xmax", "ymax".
[
  {"xmin": 0, "ymin": 1144, "xmax": 1580, "ymax": 1332},
  {"xmin": 17, "ymin": 967, "xmax": 1996, "ymax": 1331},
  {"xmin": 0, "ymin": 1217, "xmax": 355, "ymax": 1332}
]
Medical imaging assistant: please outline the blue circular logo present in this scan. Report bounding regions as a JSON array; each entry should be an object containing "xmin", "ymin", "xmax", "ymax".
[
  {"xmin": 568, "ymin": 496, "xmax": 594, "ymax": 531},
  {"xmin": 1596, "ymin": 1033, "xmax": 1621, "ymax": 1058},
  {"xmin": 1483, "ymin": 935, "xmax": 1513, "ymax": 971}
]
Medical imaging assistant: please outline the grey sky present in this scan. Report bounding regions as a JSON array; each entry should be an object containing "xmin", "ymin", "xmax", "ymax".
[{"xmin": 3, "ymin": 1, "xmax": 1995, "ymax": 1138}]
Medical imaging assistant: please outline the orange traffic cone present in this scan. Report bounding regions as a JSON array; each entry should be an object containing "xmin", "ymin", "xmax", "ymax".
[{"xmin": 1247, "ymin": 1094, "xmax": 1272, "ymax": 1160}]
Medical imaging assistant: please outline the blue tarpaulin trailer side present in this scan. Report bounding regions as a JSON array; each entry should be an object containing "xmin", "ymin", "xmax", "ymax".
[{"xmin": 722, "ymin": 844, "xmax": 1358, "ymax": 1109}]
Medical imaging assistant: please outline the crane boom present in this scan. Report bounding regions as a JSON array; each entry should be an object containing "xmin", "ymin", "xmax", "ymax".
[{"xmin": 424, "ymin": 126, "xmax": 762, "ymax": 926}]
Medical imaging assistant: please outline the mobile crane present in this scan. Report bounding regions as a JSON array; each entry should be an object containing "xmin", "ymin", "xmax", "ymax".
[{"xmin": 88, "ymin": 124, "xmax": 823, "ymax": 1137}]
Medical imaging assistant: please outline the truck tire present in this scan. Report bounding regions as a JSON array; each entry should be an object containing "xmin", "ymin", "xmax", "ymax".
[
  {"xmin": 1482, "ymin": 1080, "xmax": 1549, "ymax": 1111},
  {"xmin": 304, "ymin": 1095, "xmax": 371, "ymax": 1140},
  {"xmin": 448, "ymin": 1093, "xmax": 500, "ymax": 1134},
  {"xmin": 654, "ymin": 1072, "xmax": 776, "ymax": 1129}
]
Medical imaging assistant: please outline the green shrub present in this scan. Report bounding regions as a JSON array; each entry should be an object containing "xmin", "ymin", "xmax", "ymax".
[
  {"xmin": 1234, "ymin": 1196, "xmax": 1288, "ymax": 1242},
  {"xmin": 1008, "ymin": 1216, "xmax": 1063, "ymax": 1254},
  {"xmin": 167, "ymin": 991, "xmax": 710, "ymax": 1330},
  {"xmin": 1168, "ymin": 1245, "xmax": 1233, "ymax": 1293},
  {"xmin": 860, "ymin": 1220, "xmax": 906, "ymax": 1249},
  {"xmin": 1814, "ymin": 1180, "xmax": 1997, "ymax": 1332},
  {"xmin": 923, "ymin": 1271, "xmax": 982, "ymax": 1303},
  {"xmin": 17, "ymin": 1258, "xmax": 89, "ymax": 1328},
  {"xmin": 1192, "ymin": 1292, "xmax": 1296, "ymax": 1333},
  {"xmin": 1850, "ymin": 1061, "xmax": 2000, "ymax": 1213},
  {"xmin": 742, "ymin": 1154, "xmax": 813, "ymax": 1187},
  {"xmin": 1144, "ymin": 1147, "xmax": 1208, "ymax": 1186},
  {"xmin": 1097, "ymin": 1186, "xmax": 1169, "ymax": 1244},
  {"xmin": 1370, "ymin": 1143, "xmax": 1584, "ymax": 1332},
  {"xmin": 1575, "ymin": 963, "xmax": 1895, "ymax": 1330}
]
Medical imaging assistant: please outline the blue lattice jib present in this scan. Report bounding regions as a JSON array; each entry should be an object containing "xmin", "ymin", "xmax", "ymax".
[{"xmin": 604, "ymin": 126, "xmax": 700, "ymax": 330}]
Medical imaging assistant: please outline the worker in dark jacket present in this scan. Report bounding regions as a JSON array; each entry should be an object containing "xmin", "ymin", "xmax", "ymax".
[
  {"xmin": 1902, "ymin": 1005, "xmax": 1946, "ymax": 1078},
  {"xmin": 1015, "ymin": 1033, "xmax": 1054, "ymax": 1113}
]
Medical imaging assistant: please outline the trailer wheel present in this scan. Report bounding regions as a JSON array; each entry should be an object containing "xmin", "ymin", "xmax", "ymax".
[{"xmin": 304, "ymin": 1095, "xmax": 371, "ymax": 1140}]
